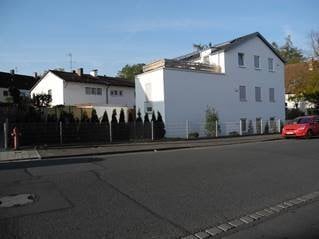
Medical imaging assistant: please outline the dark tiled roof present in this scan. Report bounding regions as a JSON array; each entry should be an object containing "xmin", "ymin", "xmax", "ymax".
[
  {"xmin": 49, "ymin": 70, "xmax": 135, "ymax": 87},
  {"xmin": 0, "ymin": 71, "xmax": 37, "ymax": 90},
  {"xmin": 174, "ymin": 32, "xmax": 286, "ymax": 63}
]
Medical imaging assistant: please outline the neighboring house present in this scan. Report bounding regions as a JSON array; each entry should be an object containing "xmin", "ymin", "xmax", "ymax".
[
  {"xmin": 285, "ymin": 59, "xmax": 318, "ymax": 113},
  {"xmin": 136, "ymin": 32, "xmax": 285, "ymax": 137},
  {"xmin": 31, "ymin": 68, "xmax": 135, "ymax": 107},
  {"xmin": 0, "ymin": 70, "xmax": 37, "ymax": 103}
]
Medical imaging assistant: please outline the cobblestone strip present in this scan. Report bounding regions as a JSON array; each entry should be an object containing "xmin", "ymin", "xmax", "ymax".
[{"xmin": 181, "ymin": 191, "xmax": 319, "ymax": 239}]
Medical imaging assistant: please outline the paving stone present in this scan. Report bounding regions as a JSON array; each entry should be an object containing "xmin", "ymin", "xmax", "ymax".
[
  {"xmin": 277, "ymin": 203, "xmax": 288, "ymax": 209},
  {"xmin": 269, "ymin": 206, "xmax": 282, "ymax": 212},
  {"xmin": 182, "ymin": 235, "xmax": 198, "ymax": 239},
  {"xmin": 217, "ymin": 223, "xmax": 234, "ymax": 232},
  {"xmin": 283, "ymin": 201, "xmax": 294, "ymax": 207},
  {"xmin": 256, "ymin": 210, "xmax": 271, "ymax": 217},
  {"xmin": 195, "ymin": 231, "xmax": 210, "ymax": 239},
  {"xmin": 228, "ymin": 219, "xmax": 244, "ymax": 227},
  {"xmin": 249, "ymin": 213, "xmax": 263, "ymax": 220},
  {"xmin": 206, "ymin": 227, "xmax": 222, "ymax": 236},
  {"xmin": 297, "ymin": 197, "xmax": 307, "ymax": 202},
  {"xmin": 263, "ymin": 208, "xmax": 275, "ymax": 215},
  {"xmin": 240, "ymin": 216, "xmax": 255, "ymax": 223}
]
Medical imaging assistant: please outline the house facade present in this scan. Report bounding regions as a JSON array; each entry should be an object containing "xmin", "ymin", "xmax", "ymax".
[
  {"xmin": 135, "ymin": 32, "xmax": 285, "ymax": 137},
  {"xmin": 0, "ymin": 70, "xmax": 37, "ymax": 103},
  {"xmin": 31, "ymin": 69, "xmax": 135, "ymax": 107}
]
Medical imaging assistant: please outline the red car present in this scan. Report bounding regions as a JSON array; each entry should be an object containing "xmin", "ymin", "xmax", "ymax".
[{"xmin": 282, "ymin": 115, "xmax": 319, "ymax": 138}]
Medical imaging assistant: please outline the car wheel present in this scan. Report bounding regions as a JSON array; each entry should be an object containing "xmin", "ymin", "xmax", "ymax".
[{"xmin": 306, "ymin": 130, "xmax": 313, "ymax": 139}]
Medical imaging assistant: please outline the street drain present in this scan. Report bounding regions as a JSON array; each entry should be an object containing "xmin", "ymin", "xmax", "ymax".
[{"xmin": 0, "ymin": 193, "xmax": 37, "ymax": 208}]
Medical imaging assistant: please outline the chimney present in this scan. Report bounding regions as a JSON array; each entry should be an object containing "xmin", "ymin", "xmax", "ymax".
[
  {"xmin": 10, "ymin": 69, "xmax": 15, "ymax": 75},
  {"xmin": 90, "ymin": 69, "xmax": 98, "ymax": 77},
  {"xmin": 34, "ymin": 72, "xmax": 38, "ymax": 78},
  {"xmin": 75, "ymin": 68, "xmax": 83, "ymax": 76}
]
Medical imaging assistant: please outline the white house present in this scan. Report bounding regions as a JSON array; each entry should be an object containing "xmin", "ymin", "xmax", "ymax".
[
  {"xmin": 31, "ymin": 68, "xmax": 135, "ymax": 107},
  {"xmin": 0, "ymin": 70, "xmax": 37, "ymax": 103},
  {"xmin": 135, "ymin": 32, "xmax": 286, "ymax": 137}
]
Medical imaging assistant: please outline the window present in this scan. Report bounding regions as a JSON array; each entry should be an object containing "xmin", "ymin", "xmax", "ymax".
[
  {"xmin": 255, "ymin": 87, "xmax": 261, "ymax": 102},
  {"xmin": 119, "ymin": 90, "xmax": 123, "ymax": 96},
  {"xmin": 239, "ymin": 85, "xmax": 246, "ymax": 101},
  {"xmin": 269, "ymin": 88, "xmax": 275, "ymax": 102},
  {"xmin": 48, "ymin": 89, "xmax": 52, "ymax": 96},
  {"xmin": 85, "ymin": 87, "xmax": 102, "ymax": 95},
  {"xmin": 240, "ymin": 118, "xmax": 247, "ymax": 132},
  {"xmin": 238, "ymin": 53, "xmax": 245, "ymax": 66},
  {"xmin": 3, "ymin": 90, "xmax": 8, "ymax": 96},
  {"xmin": 268, "ymin": 58, "xmax": 274, "ymax": 71},
  {"xmin": 254, "ymin": 55, "xmax": 260, "ymax": 69}
]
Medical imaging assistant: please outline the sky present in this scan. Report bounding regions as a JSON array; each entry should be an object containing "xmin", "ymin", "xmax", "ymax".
[{"xmin": 0, "ymin": 0, "xmax": 318, "ymax": 77}]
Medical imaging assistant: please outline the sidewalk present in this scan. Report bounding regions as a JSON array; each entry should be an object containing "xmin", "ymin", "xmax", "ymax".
[{"xmin": 0, "ymin": 134, "xmax": 281, "ymax": 164}]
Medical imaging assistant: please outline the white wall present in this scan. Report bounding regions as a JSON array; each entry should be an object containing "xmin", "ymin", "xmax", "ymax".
[
  {"xmin": 136, "ymin": 36, "xmax": 285, "ymax": 137},
  {"xmin": 31, "ymin": 72, "xmax": 135, "ymax": 107},
  {"xmin": 135, "ymin": 69, "xmax": 165, "ymax": 119},
  {"xmin": 31, "ymin": 72, "xmax": 64, "ymax": 105},
  {"xmin": 108, "ymin": 86, "xmax": 135, "ymax": 107}
]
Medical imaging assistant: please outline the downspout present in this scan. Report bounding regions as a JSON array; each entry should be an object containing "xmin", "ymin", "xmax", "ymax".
[{"xmin": 106, "ymin": 84, "xmax": 110, "ymax": 104}]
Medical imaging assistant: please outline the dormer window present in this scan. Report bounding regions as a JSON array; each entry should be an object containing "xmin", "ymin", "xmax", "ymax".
[{"xmin": 238, "ymin": 53, "xmax": 245, "ymax": 67}]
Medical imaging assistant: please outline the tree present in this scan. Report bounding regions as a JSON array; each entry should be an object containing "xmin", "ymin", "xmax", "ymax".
[
  {"xmin": 119, "ymin": 108, "xmax": 125, "ymax": 123},
  {"xmin": 272, "ymin": 35, "xmax": 304, "ymax": 63},
  {"xmin": 111, "ymin": 109, "xmax": 118, "ymax": 123},
  {"xmin": 310, "ymin": 30, "xmax": 319, "ymax": 57},
  {"xmin": 101, "ymin": 110, "xmax": 109, "ymax": 123},
  {"xmin": 289, "ymin": 61, "xmax": 319, "ymax": 110},
  {"xmin": 32, "ymin": 93, "xmax": 52, "ymax": 108},
  {"xmin": 91, "ymin": 108, "xmax": 99, "ymax": 123},
  {"xmin": 204, "ymin": 106, "xmax": 219, "ymax": 137},
  {"xmin": 117, "ymin": 64, "xmax": 145, "ymax": 81}
]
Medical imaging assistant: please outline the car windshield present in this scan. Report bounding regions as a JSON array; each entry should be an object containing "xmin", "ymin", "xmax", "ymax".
[{"xmin": 294, "ymin": 117, "xmax": 311, "ymax": 124}]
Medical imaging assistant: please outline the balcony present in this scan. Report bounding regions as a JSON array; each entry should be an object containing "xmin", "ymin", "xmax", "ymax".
[{"xmin": 143, "ymin": 59, "xmax": 222, "ymax": 73}]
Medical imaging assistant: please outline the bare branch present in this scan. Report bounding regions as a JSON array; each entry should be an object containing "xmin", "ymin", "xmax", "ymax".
[{"xmin": 310, "ymin": 30, "xmax": 319, "ymax": 57}]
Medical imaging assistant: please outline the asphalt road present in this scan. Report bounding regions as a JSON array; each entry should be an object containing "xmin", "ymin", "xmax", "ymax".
[{"xmin": 1, "ymin": 138, "xmax": 319, "ymax": 238}]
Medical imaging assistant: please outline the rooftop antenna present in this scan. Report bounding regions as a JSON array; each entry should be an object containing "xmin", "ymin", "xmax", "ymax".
[{"xmin": 67, "ymin": 53, "xmax": 73, "ymax": 71}]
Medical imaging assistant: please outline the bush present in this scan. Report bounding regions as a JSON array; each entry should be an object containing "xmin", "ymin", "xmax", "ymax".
[
  {"xmin": 205, "ymin": 106, "xmax": 219, "ymax": 137},
  {"xmin": 188, "ymin": 132, "xmax": 199, "ymax": 139},
  {"xmin": 286, "ymin": 108, "xmax": 305, "ymax": 120},
  {"xmin": 247, "ymin": 120, "xmax": 254, "ymax": 135},
  {"xmin": 229, "ymin": 131, "xmax": 240, "ymax": 136},
  {"xmin": 264, "ymin": 121, "xmax": 269, "ymax": 134},
  {"xmin": 155, "ymin": 111, "xmax": 165, "ymax": 139}
]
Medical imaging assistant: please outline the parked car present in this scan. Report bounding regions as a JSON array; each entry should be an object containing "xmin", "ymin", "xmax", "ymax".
[{"xmin": 282, "ymin": 115, "xmax": 319, "ymax": 138}]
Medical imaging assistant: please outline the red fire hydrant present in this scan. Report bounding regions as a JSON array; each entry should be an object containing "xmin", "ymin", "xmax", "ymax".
[{"xmin": 11, "ymin": 127, "xmax": 21, "ymax": 150}]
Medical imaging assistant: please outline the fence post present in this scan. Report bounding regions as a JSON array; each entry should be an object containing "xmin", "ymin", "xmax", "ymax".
[
  {"xmin": 109, "ymin": 122, "xmax": 112, "ymax": 143},
  {"xmin": 239, "ymin": 120, "xmax": 242, "ymax": 136},
  {"xmin": 3, "ymin": 121, "xmax": 8, "ymax": 150},
  {"xmin": 277, "ymin": 119, "xmax": 281, "ymax": 133},
  {"xmin": 260, "ymin": 119, "xmax": 263, "ymax": 134},
  {"xmin": 151, "ymin": 121, "xmax": 154, "ymax": 141},
  {"xmin": 59, "ymin": 121, "xmax": 63, "ymax": 145},
  {"xmin": 186, "ymin": 120, "xmax": 189, "ymax": 140},
  {"xmin": 215, "ymin": 120, "xmax": 218, "ymax": 137}
]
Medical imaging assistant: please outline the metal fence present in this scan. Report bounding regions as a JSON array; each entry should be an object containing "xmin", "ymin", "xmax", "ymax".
[{"xmin": 1, "ymin": 119, "xmax": 283, "ymax": 149}]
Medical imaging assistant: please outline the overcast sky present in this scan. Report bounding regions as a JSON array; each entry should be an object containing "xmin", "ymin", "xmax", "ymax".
[{"xmin": 0, "ymin": 0, "xmax": 318, "ymax": 76}]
